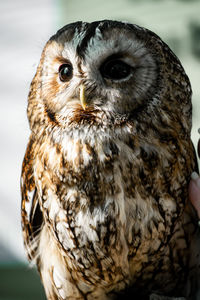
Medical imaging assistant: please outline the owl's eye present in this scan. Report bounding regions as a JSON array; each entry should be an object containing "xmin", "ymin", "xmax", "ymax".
[
  {"xmin": 58, "ymin": 63, "xmax": 73, "ymax": 82},
  {"xmin": 100, "ymin": 59, "xmax": 131, "ymax": 81}
]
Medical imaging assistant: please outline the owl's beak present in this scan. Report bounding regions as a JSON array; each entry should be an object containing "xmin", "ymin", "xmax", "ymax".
[{"xmin": 79, "ymin": 84, "xmax": 87, "ymax": 110}]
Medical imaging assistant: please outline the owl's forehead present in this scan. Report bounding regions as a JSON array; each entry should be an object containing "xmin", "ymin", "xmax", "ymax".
[{"xmin": 49, "ymin": 21, "xmax": 146, "ymax": 62}]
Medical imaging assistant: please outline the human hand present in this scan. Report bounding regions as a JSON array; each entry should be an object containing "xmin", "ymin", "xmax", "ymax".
[{"xmin": 189, "ymin": 133, "xmax": 200, "ymax": 218}]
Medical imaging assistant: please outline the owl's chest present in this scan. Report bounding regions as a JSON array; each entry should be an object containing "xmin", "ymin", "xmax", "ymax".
[
  {"xmin": 36, "ymin": 128, "xmax": 190, "ymax": 232},
  {"xmin": 35, "ymin": 129, "xmax": 197, "ymax": 294},
  {"xmin": 37, "ymin": 130, "xmax": 148, "ymax": 209},
  {"xmin": 36, "ymin": 130, "xmax": 182, "ymax": 245}
]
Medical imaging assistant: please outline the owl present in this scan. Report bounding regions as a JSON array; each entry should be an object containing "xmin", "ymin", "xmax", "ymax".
[{"xmin": 21, "ymin": 20, "xmax": 200, "ymax": 300}]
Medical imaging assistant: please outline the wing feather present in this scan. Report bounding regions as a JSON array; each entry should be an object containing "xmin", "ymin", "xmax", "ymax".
[{"xmin": 21, "ymin": 136, "xmax": 43, "ymax": 262}]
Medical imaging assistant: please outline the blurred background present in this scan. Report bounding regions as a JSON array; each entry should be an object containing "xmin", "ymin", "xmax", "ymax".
[{"xmin": 0, "ymin": 0, "xmax": 200, "ymax": 299}]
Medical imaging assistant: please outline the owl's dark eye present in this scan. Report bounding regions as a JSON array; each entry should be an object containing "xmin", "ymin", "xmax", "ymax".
[
  {"xmin": 100, "ymin": 59, "xmax": 131, "ymax": 80},
  {"xmin": 58, "ymin": 63, "xmax": 73, "ymax": 82}
]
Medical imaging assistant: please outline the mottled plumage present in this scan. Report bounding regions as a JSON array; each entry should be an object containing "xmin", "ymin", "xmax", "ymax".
[{"xmin": 21, "ymin": 20, "xmax": 200, "ymax": 300}]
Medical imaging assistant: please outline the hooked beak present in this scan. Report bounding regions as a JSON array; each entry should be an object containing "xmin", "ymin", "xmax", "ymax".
[{"xmin": 80, "ymin": 84, "xmax": 87, "ymax": 110}]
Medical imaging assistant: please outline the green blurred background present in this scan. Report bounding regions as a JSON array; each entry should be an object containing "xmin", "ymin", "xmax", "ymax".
[{"xmin": 0, "ymin": 0, "xmax": 200, "ymax": 299}]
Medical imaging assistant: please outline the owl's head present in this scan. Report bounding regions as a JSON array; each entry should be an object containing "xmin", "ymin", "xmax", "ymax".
[{"xmin": 28, "ymin": 20, "xmax": 192, "ymax": 131}]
